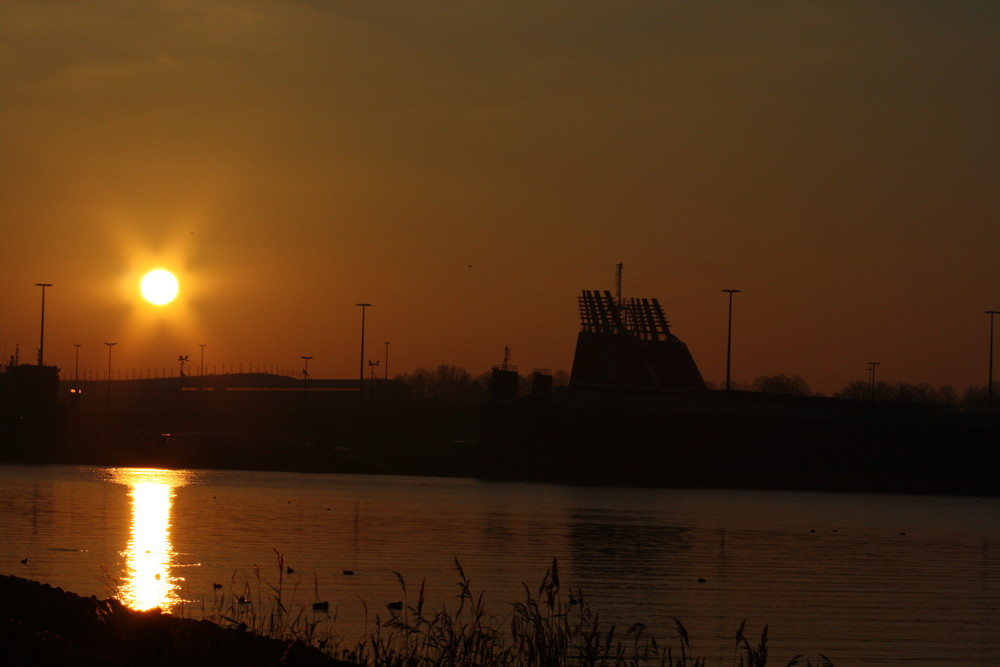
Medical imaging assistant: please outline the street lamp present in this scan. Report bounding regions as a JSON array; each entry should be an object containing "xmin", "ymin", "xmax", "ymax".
[
  {"xmin": 35, "ymin": 283, "xmax": 53, "ymax": 366},
  {"xmin": 199, "ymin": 344, "xmax": 207, "ymax": 376},
  {"xmin": 301, "ymin": 355, "xmax": 313, "ymax": 438},
  {"xmin": 384, "ymin": 341, "xmax": 391, "ymax": 381},
  {"xmin": 867, "ymin": 361, "xmax": 880, "ymax": 400},
  {"xmin": 986, "ymin": 311, "xmax": 999, "ymax": 411},
  {"xmin": 356, "ymin": 303, "xmax": 371, "ymax": 411},
  {"xmin": 74, "ymin": 343, "xmax": 81, "ymax": 382},
  {"xmin": 105, "ymin": 342, "xmax": 117, "ymax": 423},
  {"xmin": 721, "ymin": 289, "xmax": 741, "ymax": 391}
]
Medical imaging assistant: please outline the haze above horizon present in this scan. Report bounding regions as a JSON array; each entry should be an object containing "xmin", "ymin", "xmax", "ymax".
[{"xmin": 2, "ymin": 1, "xmax": 998, "ymax": 395}]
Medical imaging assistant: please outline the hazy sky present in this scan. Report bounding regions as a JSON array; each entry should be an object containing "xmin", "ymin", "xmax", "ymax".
[{"xmin": 2, "ymin": 1, "xmax": 998, "ymax": 394}]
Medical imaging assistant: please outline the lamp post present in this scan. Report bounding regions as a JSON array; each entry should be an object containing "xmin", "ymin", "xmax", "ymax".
[
  {"xmin": 986, "ymin": 311, "xmax": 999, "ymax": 411},
  {"xmin": 301, "ymin": 355, "xmax": 312, "ymax": 439},
  {"xmin": 105, "ymin": 342, "xmax": 117, "ymax": 424},
  {"xmin": 35, "ymin": 283, "xmax": 53, "ymax": 366},
  {"xmin": 721, "ymin": 289, "xmax": 741, "ymax": 391},
  {"xmin": 867, "ymin": 361, "xmax": 880, "ymax": 400},
  {"xmin": 356, "ymin": 303, "xmax": 371, "ymax": 411},
  {"xmin": 199, "ymin": 344, "xmax": 207, "ymax": 376},
  {"xmin": 74, "ymin": 343, "xmax": 81, "ymax": 382},
  {"xmin": 177, "ymin": 354, "xmax": 189, "ymax": 429},
  {"xmin": 384, "ymin": 341, "xmax": 391, "ymax": 381}
]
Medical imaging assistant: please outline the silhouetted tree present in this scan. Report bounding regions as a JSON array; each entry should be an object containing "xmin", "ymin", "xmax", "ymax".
[
  {"xmin": 397, "ymin": 367, "xmax": 433, "ymax": 399},
  {"xmin": 961, "ymin": 383, "xmax": 999, "ymax": 412},
  {"xmin": 891, "ymin": 381, "xmax": 939, "ymax": 403},
  {"xmin": 751, "ymin": 374, "xmax": 812, "ymax": 396},
  {"xmin": 397, "ymin": 365, "xmax": 486, "ymax": 403},
  {"xmin": 836, "ymin": 379, "xmax": 970, "ymax": 408},
  {"xmin": 431, "ymin": 364, "xmax": 482, "ymax": 402},
  {"xmin": 938, "ymin": 384, "xmax": 958, "ymax": 406},
  {"xmin": 835, "ymin": 380, "xmax": 878, "ymax": 400}
]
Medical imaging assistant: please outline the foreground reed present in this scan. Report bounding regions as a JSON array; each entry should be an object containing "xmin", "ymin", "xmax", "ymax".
[{"xmin": 182, "ymin": 552, "xmax": 833, "ymax": 667}]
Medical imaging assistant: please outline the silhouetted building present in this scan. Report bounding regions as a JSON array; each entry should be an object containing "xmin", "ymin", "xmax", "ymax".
[{"xmin": 570, "ymin": 290, "xmax": 704, "ymax": 391}]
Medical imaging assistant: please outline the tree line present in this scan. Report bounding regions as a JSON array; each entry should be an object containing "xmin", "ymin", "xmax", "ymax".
[
  {"xmin": 711, "ymin": 373, "xmax": 997, "ymax": 412},
  {"xmin": 394, "ymin": 365, "xmax": 568, "ymax": 404},
  {"xmin": 393, "ymin": 365, "xmax": 996, "ymax": 412}
]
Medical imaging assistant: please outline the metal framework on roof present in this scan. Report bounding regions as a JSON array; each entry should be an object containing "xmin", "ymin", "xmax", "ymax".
[{"xmin": 577, "ymin": 290, "xmax": 681, "ymax": 343}]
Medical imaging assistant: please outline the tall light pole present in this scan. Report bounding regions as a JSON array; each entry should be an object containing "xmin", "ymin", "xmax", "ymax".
[
  {"xmin": 356, "ymin": 303, "xmax": 371, "ymax": 411},
  {"xmin": 199, "ymin": 344, "xmax": 207, "ymax": 376},
  {"xmin": 384, "ymin": 341, "xmax": 391, "ymax": 381},
  {"xmin": 105, "ymin": 342, "xmax": 117, "ymax": 424},
  {"xmin": 73, "ymin": 343, "xmax": 81, "ymax": 382},
  {"xmin": 301, "ymin": 355, "xmax": 312, "ymax": 438},
  {"xmin": 721, "ymin": 289, "xmax": 741, "ymax": 391},
  {"xmin": 986, "ymin": 311, "xmax": 999, "ymax": 411},
  {"xmin": 35, "ymin": 283, "xmax": 53, "ymax": 366},
  {"xmin": 867, "ymin": 361, "xmax": 880, "ymax": 400}
]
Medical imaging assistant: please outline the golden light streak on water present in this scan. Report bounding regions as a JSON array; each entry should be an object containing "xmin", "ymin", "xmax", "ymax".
[{"xmin": 109, "ymin": 468, "xmax": 193, "ymax": 611}]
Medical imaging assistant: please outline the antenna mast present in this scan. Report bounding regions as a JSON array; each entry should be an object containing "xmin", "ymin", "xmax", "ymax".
[{"xmin": 615, "ymin": 263, "xmax": 623, "ymax": 306}]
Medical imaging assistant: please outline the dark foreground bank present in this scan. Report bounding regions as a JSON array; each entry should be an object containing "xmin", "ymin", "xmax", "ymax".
[{"xmin": 0, "ymin": 574, "xmax": 351, "ymax": 667}]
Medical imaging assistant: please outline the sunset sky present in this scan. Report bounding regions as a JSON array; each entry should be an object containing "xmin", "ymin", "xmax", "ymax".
[{"xmin": 2, "ymin": 1, "xmax": 998, "ymax": 395}]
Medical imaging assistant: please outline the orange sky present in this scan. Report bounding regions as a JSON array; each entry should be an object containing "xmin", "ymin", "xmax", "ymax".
[{"xmin": 2, "ymin": 1, "xmax": 998, "ymax": 395}]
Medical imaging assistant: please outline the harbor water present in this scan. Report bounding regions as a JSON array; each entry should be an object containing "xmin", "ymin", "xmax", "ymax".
[{"xmin": 1, "ymin": 463, "xmax": 998, "ymax": 665}]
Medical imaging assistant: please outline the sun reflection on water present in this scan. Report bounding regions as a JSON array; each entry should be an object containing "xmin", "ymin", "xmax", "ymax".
[{"xmin": 108, "ymin": 468, "xmax": 192, "ymax": 611}]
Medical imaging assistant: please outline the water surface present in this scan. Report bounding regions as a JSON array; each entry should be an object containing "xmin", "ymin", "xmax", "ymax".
[{"xmin": 1, "ymin": 464, "xmax": 998, "ymax": 665}]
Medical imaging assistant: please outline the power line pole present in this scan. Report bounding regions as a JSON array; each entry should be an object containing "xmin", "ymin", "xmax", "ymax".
[
  {"xmin": 356, "ymin": 303, "xmax": 371, "ymax": 413},
  {"xmin": 721, "ymin": 289, "xmax": 741, "ymax": 391},
  {"xmin": 105, "ymin": 342, "xmax": 117, "ymax": 425},
  {"xmin": 867, "ymin": 361, "xmax": 881, "ymax": 400},
  {"xmin": 35, "ymin": 283, "xmax": 52, "ymax": 366},
  {"xmin": 986, "ymin": 311, "xmax": 999, "ymax": 411}
]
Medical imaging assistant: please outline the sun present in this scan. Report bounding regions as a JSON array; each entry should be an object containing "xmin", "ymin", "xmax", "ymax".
[{"xmin": 140, "ymin": 269, "xmax": 179, "ymax": 305}]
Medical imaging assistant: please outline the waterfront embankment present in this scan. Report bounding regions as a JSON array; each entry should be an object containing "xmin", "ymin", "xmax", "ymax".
[{"xmin": 0, "ymin": 574, "xmax": 348, "ymax": 667}]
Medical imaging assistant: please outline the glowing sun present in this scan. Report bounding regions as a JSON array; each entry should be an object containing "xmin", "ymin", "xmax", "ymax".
[{"xmin": 141, "ymin": 269, "xmax": 179, "ymax": 305}]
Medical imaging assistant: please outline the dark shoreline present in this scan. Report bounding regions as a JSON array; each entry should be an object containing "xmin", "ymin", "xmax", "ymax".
[{"xmin": 0, "ymin": 573, "xmax": 350, "ymax": 667}]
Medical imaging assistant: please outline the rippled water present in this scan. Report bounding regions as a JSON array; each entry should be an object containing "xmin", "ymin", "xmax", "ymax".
[{"xmin": 1, "ymin": 463, "xmax": 999, "ymax": 665}]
